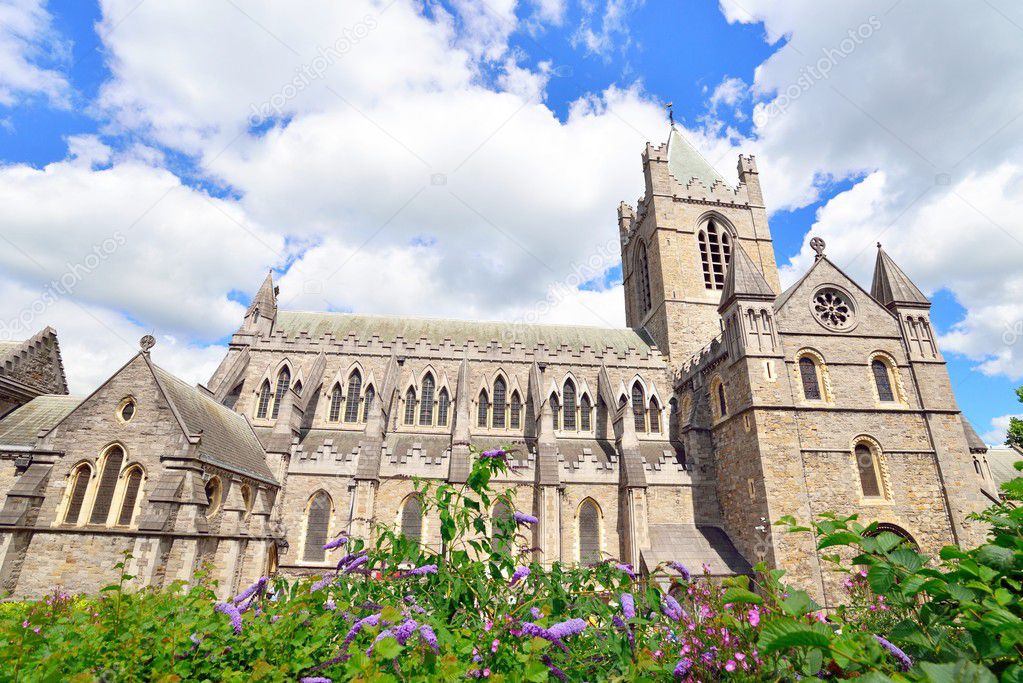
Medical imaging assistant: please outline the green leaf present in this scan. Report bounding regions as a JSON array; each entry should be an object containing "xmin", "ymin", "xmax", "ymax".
[
  {"xmin": 757, "ymin": 618, "xmax": 833, "ymax": 654},
  {"xmin": 817, "ymin": 531, "xmax": 862, "ymax": 549},
  {"xmin": 919, "ymin": 660, "xmax": 997, "ymax": 683},
  {"xmin": 888, "ymin": 548, "xmax": 925, "ymax": 571},
  {"xmin": 720, "ymin": 587, "xmax": 763, "ymax": 605},
  {"xmin": 523, "ymin": 659, "xmax": 549, "ymax": 682},
  {"xmin": 780, "ymin": 590, "xmax": 820, "ymax": 618},
  {"xmin": 975, "ymin": 544, "xmax": 1014, "ymax": 571},
  {"xmin": 374, "ymin": 637, "xmax": 402, "ymax": 660},
  {"xmin": 867, "ymin": 563, "xmax": 897, "ymax": 594}
]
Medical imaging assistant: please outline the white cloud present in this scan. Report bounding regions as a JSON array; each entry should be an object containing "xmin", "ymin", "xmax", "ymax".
[
  {"xmin": 981, "ymin": 413, "xmax": 1020, "ymax": 446},
  {"xmin": 572, "ymin": 0, "xmax": 644, "ymax": 57},
  {"xmin": 0, "ymin": 0, "xmax": 69, "ymax": 106},
  {"xmin": 708, "ymin": 76, "xmax": 747, "ymax": 110}
]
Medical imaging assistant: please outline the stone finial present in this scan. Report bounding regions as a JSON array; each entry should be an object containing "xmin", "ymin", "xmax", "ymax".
[
  {"xmin": 810, "ymin": 236, "xmax": 826, "ymax": 260},
  {"xmin": 140, "ymin": 335, "xmax": 156, "ymax": 353}
]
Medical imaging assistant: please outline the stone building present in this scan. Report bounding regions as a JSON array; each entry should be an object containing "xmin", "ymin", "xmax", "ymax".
[{"xmin": 0, "ymin": 125, "xmax": 1001, "ymax": 605}]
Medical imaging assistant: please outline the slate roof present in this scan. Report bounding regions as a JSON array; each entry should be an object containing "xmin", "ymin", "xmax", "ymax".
[
  {"xmin": 0, "ymin": 395, "xmax": 83, "ymax": 447},
  {"xmin": 720, "ymin": 243, "xmax": 776, "ymax": 309},
  {"xmin": 987, "ymin": 446, "xmax": 1023, "ymax": 491},
  {"xmin": 642, "ymin": 524, "xmax": 752, "ymax": 576},
  {"xmin": 961, "ymin": 415, "xmax": 988, "ymax": 453},
  {"xmin": 871, "ymin": 247, "xmax": 929, "ymax": 308},
  {"xmin": 150, "ymin": 364, "xmax": 275, "ymax": 483},
  {"xmin": 666, "ymin": 125, "xmax": 727, "ymax": 189},
  {"xmin": 275, "ymin": 311, "xmax": 655, "ymax": 354}
]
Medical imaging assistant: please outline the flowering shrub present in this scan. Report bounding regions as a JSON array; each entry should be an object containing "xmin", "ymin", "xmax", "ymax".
[{"xmin": 0, "ymin": 452, "xmax": 1020, "ymax": 681}]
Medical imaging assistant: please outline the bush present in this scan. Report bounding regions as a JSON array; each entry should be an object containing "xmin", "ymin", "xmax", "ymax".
[{"xmin": 0, "ymin": 450, "xmax": 1020, "ymax": 682}]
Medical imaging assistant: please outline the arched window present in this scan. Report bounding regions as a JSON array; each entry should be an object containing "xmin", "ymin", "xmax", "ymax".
[
  {"xmin": 855, "ymin": 443, "xmax": 884, "ymax": 498},
  {"xmin": 631, "ymin": 382, "xmax": 646, "ymax": 432},
  {"xmin": 329, "ymin": 383, "xmax": 343, "ymax": 422},
  {"xmin": 363, "ymin": 385, "xmax": 375, "ymax": 421},
  {"xmin": 256, "ymin": 380, "xmax": 272, "ymax": 419},
  {"xmin": 510, "ymin": 391, "xmax": 522, "ymax": 429},
  {"xmin": 344, "ymin": 370, "xmax": 362, "ymax": 423},
  {"xmin": 648, "ymin": 397, "xmax": 661, "ymax": 433},
  {"xmin": 271, "ymin": 367, "xmax": 291, "ymax": 419},
  {"xmin": 865, "ymin": 523, "xmax": 917, "ymax": 549},
  {"xmin": 550, "ymin": 393, "xmax": 560, "ymax": 431},
  {"xmin": 563, "ymin": 379, "xmax": 577, "ymax": 431},
  {"xmin": 90, "ymin": 445, "xmax": 125, "ymax": 525},
  {"xmin": 716, "ymin": 381, "xmax": 728, "ymax": 418},
  {"xmin": 116, "ymin": 466, "xmax": 144, "ymax": 527},
  {"xmin": 637, "ymin": 243, "xmax": 652, "ymax": 314},
  {"xmin": 477, "ymin": 389, "xmax": 489, "ymax": 428},
  {"xmin": 419, "ymin": 373, "xmax": 435, "ymax": 425},
  {"xmin": 698, "ymin": 219, "xmax": 731, "ymax": 290},
  {"xmin": 437, "ymin": 388, "xmax": 450, "ymax": 426},
  {"xmin": 304, "ymin": 491, "xmax": 332, "ymax": 563},
  {"xmin": 293, "ymin": 380, "xmax": 303, "ymax": 396},
  {"xmin": 491, "ymin": 502, "xmax": 512, "ymax": 553},
  {"xmin": 205, "ymin": 476, "xmax": 223, "ymax": 517},
  {"xmin": 401, "ymin": 496, "xmax": 423, "ymax": 544},
  {"xmin": 493, "ymin": 377, "xmax": 507, "ymax": 429},
  {"xmin": 63, "ymin": 463, "xmax": 92, "ymax": 525},
  {"xmin": 799, "ymin": 356, "xmax": 822, "ymax": 400},
  {"xmin": 580, "ymin": 394, "xmax": 592, "ymax": 431},
  {"xmin": 872, "ymin": 359, "xmax": 895, "ymax": 402},
  {"xmin": 405, "ymin": 387, "xmax": 417, "ymax": 425},
  {"xmin": 578, "ymin": 499, "xmax": 601, "ymax": 565}
]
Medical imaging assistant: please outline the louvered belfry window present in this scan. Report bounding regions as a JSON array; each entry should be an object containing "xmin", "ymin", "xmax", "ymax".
[
  {"xmin": 637, "ymin": 243, "xmax": 652, "ymax": 314},
  {"xmin": 856, "ymin": 444, "xmax": 883, "ymax": 497},
  {"xmin": 401, "ymin": 496, "xmax": 423, "ymax": 543},
  {"xmin": 437, "ymin": 388, "xmax": 450, "ymax": 426},
  {"xmin": 304, "ymin": 492, "xmax": 331, "ymax": 562},
  {"xmin": 64, "ymin": 465, "xmax": 92, "ymax": 525},
  {"xmin": 698, "ymin": 220, "xmax": 731, "ymax": 290},
  {"xmin": 419, "ymin": 374, "xmax": 435, "ymax": 425},
  {"xmin": 563, "ymin": 380, "xmax": 577, "ymax": 430},
  {"xmin": 493, "ymin": 378, "xmax": 507, "ymax": 428},
  {"xmin": 345, "ymin": 371, "xmax": 362, "ymax": 423},
  {"xmin": 90, "ymin": 446, "xmax": 125, "ymax": 524},
  {"xmin": 256, "ymin": 380, "xmax": 272, "ymax": 419},
  {"xmin": 271, "ymin": 367, "xmax": 291, "ymax": 419},
  {"xmin": 578, "ymin": 500, "xmax": 600, "ymax": 565},
  {"xmin": 116, "ymin": 467, "xmax": 143, "ymax": 526},
  {"xmin": 799, "ymin": 357, "xmax": 822, "ymax": 400},
  {"xmin": 329, "ymin": 384, "xmax": 343, "ymax": 422},
  {"xmin": 631, "ymin": 383, "xmax": 646, "ymax": 432},
  {"xmin": 872, "ymin": 359, "xmax": 895, "ymax": 402},
  {"xmin": 717, "ymin": 382, "xmax": 728, "ymax": 417}
]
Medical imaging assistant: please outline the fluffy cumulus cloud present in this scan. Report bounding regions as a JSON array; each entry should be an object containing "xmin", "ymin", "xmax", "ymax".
[
  {"xmin": 982, "ymin": 413, "xmax": 1021, "ymax": 447},
  {"xmin": 712, "ymin": 0, "xmax": 1023, "ymax": 376},
  {"xmin": 0, "ymin": 0, "xmax": 69, "ymax": 106}
]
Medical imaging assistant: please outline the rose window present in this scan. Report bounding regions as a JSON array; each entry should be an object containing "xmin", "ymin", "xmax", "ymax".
[{"xmin": 813, "ymin": 289, "xmax": 852, "ymax": 329}]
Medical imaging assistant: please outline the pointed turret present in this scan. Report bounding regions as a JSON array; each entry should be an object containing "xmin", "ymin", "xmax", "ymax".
[
  {"xmin": 718, "ymin": 243, "xmax": 775, "ymax": 312},
  {"xmin": 667, "ymin": 125, "xmax": 726, "ymax": 189},
  {"xmin": 240, "ymin": 270, "xmax": 278, "ymax": 338},
  {"xmin": 871, "ymin": 245, "xmax": 929, "ymax": 310}
]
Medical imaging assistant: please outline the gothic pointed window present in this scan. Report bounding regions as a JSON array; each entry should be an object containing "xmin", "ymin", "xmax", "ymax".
[
  {"xmin": 293, "ymin": 380, "xmax": 303, "ymax": 396},
  {"xmin": 63, "ymin": 463, "xmax": 92, "ymax": 525},
  {"xmin": 716, "ymin": 381, "xmax": 728, "ymax": 417},
  {"xmin": 637, "ymin": 243, "xmax": 652, "ymax": 315},
  {"xmin": 493, "ymin": 377, "xmax": 507, "ymax": 429},
  {"xmin": 698, "ymin": 219, "xmax": 731, "ymax": 290},
  {"xmin": 580, "ymin": 394, "xmax": 592, "ymax": 431},
  {"xmin": 631, "ymin": 382, "xmax": 646, "ymax": 433},
  {"xmin": 855, "ymin": 443, "xmax": 884, "ymax": 498},
  {"xmin": 648, "ymin": 397, "xmax": 661, "ymax": 433},
  {"xmin": 90, "ymin": 445, "xmax": 125, "ymax": 525},
  {"xmin": 256, "ymin": 380, "xmax": 272, "ymax": 419},
  {"xmin": 344, "ymin": 370, "xmax": 362, "ymax": 423},
  {"xmin": 405, "ymin": 387, "xmax": 417, "ymax": 425},
  {"xmin": 563, "ymin": 379, "xmax": 577, "ymax": 431},
  {"xmin": 270, "ymin": 367, "xmax": 291, "ymax": 419},
  {"xmin": 578, "ymin": 499, "xmax": 601, "ymax": 565},
  {"xmin": 872, "ymin": 359, "xmax": 895, "ymax": 402},
  {"xmin": 550, "ymin": 393, "xmax": 560, "ymax": 430},
  {"xmin": 303, "ymin": 491, "xmax": 331, "ymax": 563},
  {"xmin": 363, "ymin": 385, "xmax": 374, "ymax": 421},
  {"xmin": 510, "ymin": 391, "xmax": 522, "ymax": 429},
  {"xmin": 329, "ymin": 383, "xmax": 343, "ymax": 422},
  {"xmin": 799, "ymin": 356, "xmax": 822, "ymax": 400},
  {"xmin": 477, "ymin": 389, "xmax": 489, "ymax": 428},
  {"xmin": 116, "ymin": 466, "xmax": 144, "ymax": 527},
  {"xmin": 401, "ymin": 495, "xmax": 423, "ymax": 544},
  {"xmin": 437, "ymin": 388, "xmax": 450, "ymax": 426},
  {"xmin": 419, "ymin": 373, "xmax": 435, "ymax": 426},
  {"xmin": 205, "ymin": 477, "xmax": 223, "ymax": 517}
]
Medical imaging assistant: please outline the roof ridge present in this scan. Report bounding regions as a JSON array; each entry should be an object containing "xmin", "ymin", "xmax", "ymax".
[{"xmin": 278, "ymin": 309, "xmax": 638, "ymax": 333}]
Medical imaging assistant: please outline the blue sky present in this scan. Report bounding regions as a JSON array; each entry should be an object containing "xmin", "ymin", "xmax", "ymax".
[{"xmin": 2, "ymin": 0, "xmax": 1023, "ymax": 441}]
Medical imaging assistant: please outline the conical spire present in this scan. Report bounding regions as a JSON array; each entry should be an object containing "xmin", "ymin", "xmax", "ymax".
[
  {"xmin": 667, "ymin": 124, "xmax": 727, "ymax": 189},
  {"xmin": 719, "ymin": 243, "xmax": 775, "ymax": 311},
  {"xmin": 246, "ymin": 270, "xmax": 278, "ymax": 319},
  {"xmin": 871, "ymin": 245, "xmax": 929, "ymax": 308}
]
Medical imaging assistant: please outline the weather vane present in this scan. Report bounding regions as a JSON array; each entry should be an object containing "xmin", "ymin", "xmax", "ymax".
[{"xmin": 665, "ymin": 101, "xmax": 674, "ymax": 125}]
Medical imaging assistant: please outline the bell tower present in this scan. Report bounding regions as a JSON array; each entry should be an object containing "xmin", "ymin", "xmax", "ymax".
[{"xmin": 620, "ymin": 125, "xmax": 781, "ymax": 364}]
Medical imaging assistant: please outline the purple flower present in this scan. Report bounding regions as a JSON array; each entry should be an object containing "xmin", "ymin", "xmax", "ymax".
[
  {"xmin": 342, "ymin": 555, "xmax": 370, "ymax": 574},
  {"xmin": 673, "ymin": 658, "xmax": 692, "ymax": 680},
  {"xmin": 189, "ymin": 633, "xmax": 202, "ymax": 647},
  {"xmin": 875, "ymin": 635, "xmax": 912, "ymax": 672},
  {"xmin": 338, "ymin": 613, "xmax": 382, "ymax": 655},
  {"xmin": 541, "ymin": 655, "xmax": 568, "ymax": 682},
  {"xmin": 215, "ymin": 602, "xmax": 243, "ymax": 635},
  {"xmin": 300, "ymin": 678, "xmax": 332, "ymax": 683},
  {"xmin": 407, "ymin": 564, "xmax": 438, "ymax": 576},
  {"xmin": 233, "ymin": 576, "xmax": 269, "ymax": 604},
  {"xmin": 668, "ymin": 562, "xmax": 691, "ymax": 581},
  {"xmin": 394, "ymin": 619, "xmax": 418, "ymax": 645},
  {"xmin": 323, "ymin": 536, "xmax": 348, "ymax": 551},
  {"xmin": 419, "ymin": 624, "xmax": 439, "ymax": 652},
  {"xmin": 662, "ymin": 594, "xmax": 683, "ymax": 622},
  {"xmin": 615, "ymin": 563, "xmax": 637, "ymax": 580},
  {"xmin": 310, "ymin": 575, "xmax": 334, "ymax": 593},
  {"xmin": 620, "ymin": 593, "xmax": 636, "ymax": 619},
  {"xmin": 530, "ymin": 607, "xmax": 543, "ymax": 620},
  {"xmin": 513, "ymin": 512, "xmax": 538, "ymax": 525},
  {"xmin": 335, "ymin": 550, "xmax": 367, "ymax": 572},
  {"xmin": 324, "ymin": 598, "xmax": 336, "ymax": 611},
  {"xmin": 481, "ymin": 448, "xmax": 506, "ymax": 459},
  {"xmin": 510, "ymin": 566, "xmax": 530, "ymax": 586},
  {"xmin": 547, "ymin": 618, "xmax": 586, "ymax": 640}
]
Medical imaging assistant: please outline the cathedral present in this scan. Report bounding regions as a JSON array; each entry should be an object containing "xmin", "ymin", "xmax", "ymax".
[{"xmin": 0, "ymin": 126, "xmax": 999, "ymax": 605}]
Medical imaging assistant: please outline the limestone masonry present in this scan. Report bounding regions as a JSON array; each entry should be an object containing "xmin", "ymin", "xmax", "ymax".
[{"xmin": 0, "ymin": 126, "xmax": 1004, "ymax": 605}]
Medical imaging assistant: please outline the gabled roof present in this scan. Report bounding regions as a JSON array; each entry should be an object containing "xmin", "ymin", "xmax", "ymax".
[
  {"xmin": 148, "ymin": 361, "xmax": 275, "ymax": 483},
  {"xmin": 986, "ymin": 446, "xmax": 1022, "ymax": 491},
  {"xmin": 719, "ymin": 243, "xmax": 775, "ymax": 310},
  {"xmin": 0, "ymin": 326, "xmax": 68, "ymax": 395},
  {"xmin": 666, "ymin": 125, "xmax": 727, "ymax": 189},
  {"xmin": 246, "ymin": 271, "xmax": 278, "ymax": 319},
  {"xmin": 961, "ymin": 415, "xmax": 987, "ymax": 453},
  {"xmin": 0, "ymin": 395, "xmax": 83, "ymax": 447},
  {"xmin": 871, "ymin": 246, "xmax": 929, "ymax": 308}
]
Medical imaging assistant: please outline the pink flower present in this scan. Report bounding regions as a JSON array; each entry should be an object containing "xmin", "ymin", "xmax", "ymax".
[
  {"xmin": 747, "ymin": 606, "xmax": 760, "ymax": 627},
  {"xmin": 491, "ymin": 638, "xmax": 500, "ymax": 653},
  {"xmin": 725, "ymin": 660, "xmax": 736, "ymax": 672}
]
